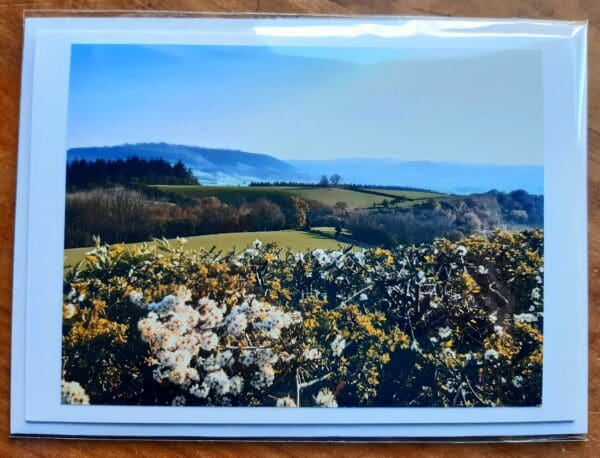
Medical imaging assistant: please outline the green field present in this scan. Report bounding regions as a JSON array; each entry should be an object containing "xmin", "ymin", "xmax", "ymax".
[
  {"xmin": 157, "ymin": 185, "xmax": 444, "ymax": 210},
  {"xmin": 312, "ymin": 226, "xmax": 352, "ymax": 237},
  {"xmin": 360, "ymin": 189, "xmax": 447, "ymax": 200},
  {"xmin": 64, "ymin": 230, "xmax": 353, "ymax": 268}
]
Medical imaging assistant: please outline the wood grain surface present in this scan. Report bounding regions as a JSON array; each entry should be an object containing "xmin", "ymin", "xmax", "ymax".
[{"xmin": 0, "ymin": 1, "xmax": 597, "ymax": 456}]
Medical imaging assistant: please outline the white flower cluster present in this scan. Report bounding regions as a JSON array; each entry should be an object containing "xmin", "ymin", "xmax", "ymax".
[
  {"xmin": 484, "ymin": 349, "xmax": 499, "ymax": 361},
  {"xmin": 191, "ymin": 369, "xmax": 244, "ymax": 398},
  {"xmin": 353, "ymin": 250, "xmax": 366, "ymax": 265},
  {"xmin": 238, "ymin": 347, "xmax": 279, "ymax": 389},
  {"xmin": 314, "ymin": 388, "xmax": 338, "ymax": 407},
  {"xmin": 513, "ymin": 313, "xmax": 538, "ymax": 323},
  {"xmin": 312, "ymin": 249, "xmax": 345, "ymax": 267},
  {"xmin": 245, "ymin": 297, "xmax": 303, "ymax": 339},
  {"xmin": 302, "ymin": 348, "xmax": 322, "ymax": 361},
  {"xmin": 330, "ymin": 335, "xmax": 347, "ymax": 357},
  {"xmin": 61, "ymin": 380, "xmax": 90, "ymax": 405},
  {"xmin": 138, "ymin": 287, "xmax": 204, "ymax": 388},
  {"xmin": 437, "ymin": 326, "xmax": 452, "ymax": 339},
  {"xmin": 251, "ymin": 364, "xmax": 276, "ymax": 389},
  {"xmin": 129, "ymin": 290, "xmax": 144, "ymax": 306},
  {"xmin": 455, "ymin": 245, "xmax": 468, "ymax": 257},
  {"xmin": 276, "ymin": 396, "xmax": 297, "ymax": 407},
  {"xmin": 137, "ymin": 286, "xmax": 304, "ymax": 403},
  {"xmin": 530, "ymin": 283, "xmax": 543, "ymax": 313}
]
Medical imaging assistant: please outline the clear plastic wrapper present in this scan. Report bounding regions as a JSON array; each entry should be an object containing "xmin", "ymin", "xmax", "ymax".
[{"xmin": 11, "ymin": 11, "xmax": 587, "ymax": 442}]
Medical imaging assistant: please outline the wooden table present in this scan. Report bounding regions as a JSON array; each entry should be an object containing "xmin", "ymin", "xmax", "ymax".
[{"xmin": 0, "ymin": 1, "xmax": 597, "ymax": 456}]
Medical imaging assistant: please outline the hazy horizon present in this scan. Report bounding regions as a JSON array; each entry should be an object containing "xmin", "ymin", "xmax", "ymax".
[
  {"xmin": 67, "ymin": 44, "xmax": 544, "ymax": 166},
  {"xmin": 68, "ymin": 142, "xmax": 544, "ymax": 168},
  {"xmin": 67, "ymin": 142, "xmax": 544, "ymax": 194}
]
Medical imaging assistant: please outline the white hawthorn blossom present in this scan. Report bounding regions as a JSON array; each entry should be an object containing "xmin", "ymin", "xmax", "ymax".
[
  {"xmin": 484, "ymin": 349, "xmax": 499, "ymax": 361},
  {"xmin": 276, "ymin": 396, "xmax": 297, "ymax": 407},
  {"xmin": 455, "ymin": 246, "xmax": 468, "ymax": 257},
  {"xmin": 330, "ymin": 335, "xmax": 347, "ymax": 357},
  {"xmin": 513, "ymin": 313, "xmax": 538, "ymax": 323},
  {"xmin": 302, "ymin": 348, "xmax": 322, "ymax": 361},
  {"xmin": 137, "ymin": 286, "xmax": 304, "ymax": 403},
  {"xmin": 61, "ymin": 380, "xmax": 90, "ymax": 405},
  {"xmin": 314, "ymin": 388, "xmax": 338, "ymax": 407},
  {"xmin": 129, "ymin": 290, "xmax": 144, "ymax": 306},
  {"xmin": 438, "ymin": 326, "xmax": 452, "ymax": 339}
]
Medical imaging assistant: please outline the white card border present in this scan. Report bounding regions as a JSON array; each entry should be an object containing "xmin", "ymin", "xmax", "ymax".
[{"xmin": 11, "ymin": 16, "xmax": 588, "ymax": 438}]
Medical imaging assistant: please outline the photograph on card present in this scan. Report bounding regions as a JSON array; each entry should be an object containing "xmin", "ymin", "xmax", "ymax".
[{"xmin": 61, "ymin": 44, "xmax": 544, "ymax": 408}]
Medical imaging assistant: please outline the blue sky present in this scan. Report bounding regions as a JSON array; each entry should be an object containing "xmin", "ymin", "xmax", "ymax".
[{"xmin": 67, "ymin": 44, "xmax": 543, "ymax": 165}]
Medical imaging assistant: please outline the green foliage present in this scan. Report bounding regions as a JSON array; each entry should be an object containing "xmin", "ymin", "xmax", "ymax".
[
  {"xmin": 62, "ymin": 230, "xmax": 543, "ymax": 407},
  {"xmin": 67, "ymin": 157, "xmax": 198, "ymax": 191}
]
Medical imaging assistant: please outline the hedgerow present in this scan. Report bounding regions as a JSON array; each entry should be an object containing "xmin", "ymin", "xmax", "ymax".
[{"xmin": 62, "ymin": 229, "xmax": 543, "ymax": 407}]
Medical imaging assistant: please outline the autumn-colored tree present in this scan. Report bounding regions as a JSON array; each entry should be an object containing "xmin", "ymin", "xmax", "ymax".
[{"xmin": 288, "ymin": 196, "xmax": 310, "ymax": 229}]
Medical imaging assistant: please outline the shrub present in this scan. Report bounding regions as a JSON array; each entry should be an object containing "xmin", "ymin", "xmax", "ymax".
[
  {"xmin": 62, "ymin": 230, "xmax": 543, "ymax": 407},
  {"xmin": 509, "ymin": 209, "xmax": 529, "ymax": 224}
]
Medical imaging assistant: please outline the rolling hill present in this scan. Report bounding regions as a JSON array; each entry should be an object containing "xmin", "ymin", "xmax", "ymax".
[
  {"xmin": 289, "ymin": 159, "xmax": 543, "ymax": 195},
  {"xmin": 67, "ymin": 143, "xmax": 304, "ymax": 185},
  {"xmin": 68, "ymin": 143, "xmax": 543, "ymax": 194},
  {"xmin": 156, "ymin": 185, "xmax": 443, "ymax": 210}
]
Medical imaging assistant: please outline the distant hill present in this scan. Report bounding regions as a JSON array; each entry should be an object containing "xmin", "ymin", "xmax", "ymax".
[
  {"xmin": 289, "ymin": 159, "xmax": 543, "ymax": 195},
  {"xmin": 68, "ymin": 143, "xmax": 543, "ymax": 194},
  {"xmin": 67, "ymin": 143, "xmax": 303, "ymax": 185}
]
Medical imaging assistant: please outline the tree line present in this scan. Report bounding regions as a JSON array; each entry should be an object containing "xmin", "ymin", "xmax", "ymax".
[
  {"xmin": 65, "ymin": 185, "xmax": 542, "ymax": 249},
  {"xmin": 64, "ymin": 189, "xmax": 312, "ymax": 248},
  {"xmin": 249, "ymin": 177, "xmax": 436, "ymax": 194},
  {"xmin": 345, "ymin": 191, "xmax": 543, "ymax": 247},
  {"xmin": 66, "ymin": 157, "xmax": 199, "ymax": 190}
]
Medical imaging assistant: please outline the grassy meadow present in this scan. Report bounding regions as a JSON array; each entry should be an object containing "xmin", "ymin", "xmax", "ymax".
[
  {"xmin": 359, "ymin": 188, "xmax": 445, "ymax": 199},
  {"xmin": 156, "ymin": 185, "xmax": 445, "ymax": 210},
  {"xmin": 64, "ymin": 229, "xmax": 354, "ymax": 267}
]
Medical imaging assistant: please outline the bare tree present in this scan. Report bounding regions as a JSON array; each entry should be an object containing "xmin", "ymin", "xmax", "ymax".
[
  {"xmin": 319, "ymin": 175, "xmax": 330, "ymax": 187},
  {"xmin": 333, "ymin": 201, "xmax": 349, "ymax": 216}
]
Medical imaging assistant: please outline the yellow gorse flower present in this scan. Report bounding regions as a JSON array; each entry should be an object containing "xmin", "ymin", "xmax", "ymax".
[{"xmin": 62, "ymin": 229, "xmax": 543, "ymax": 408}]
